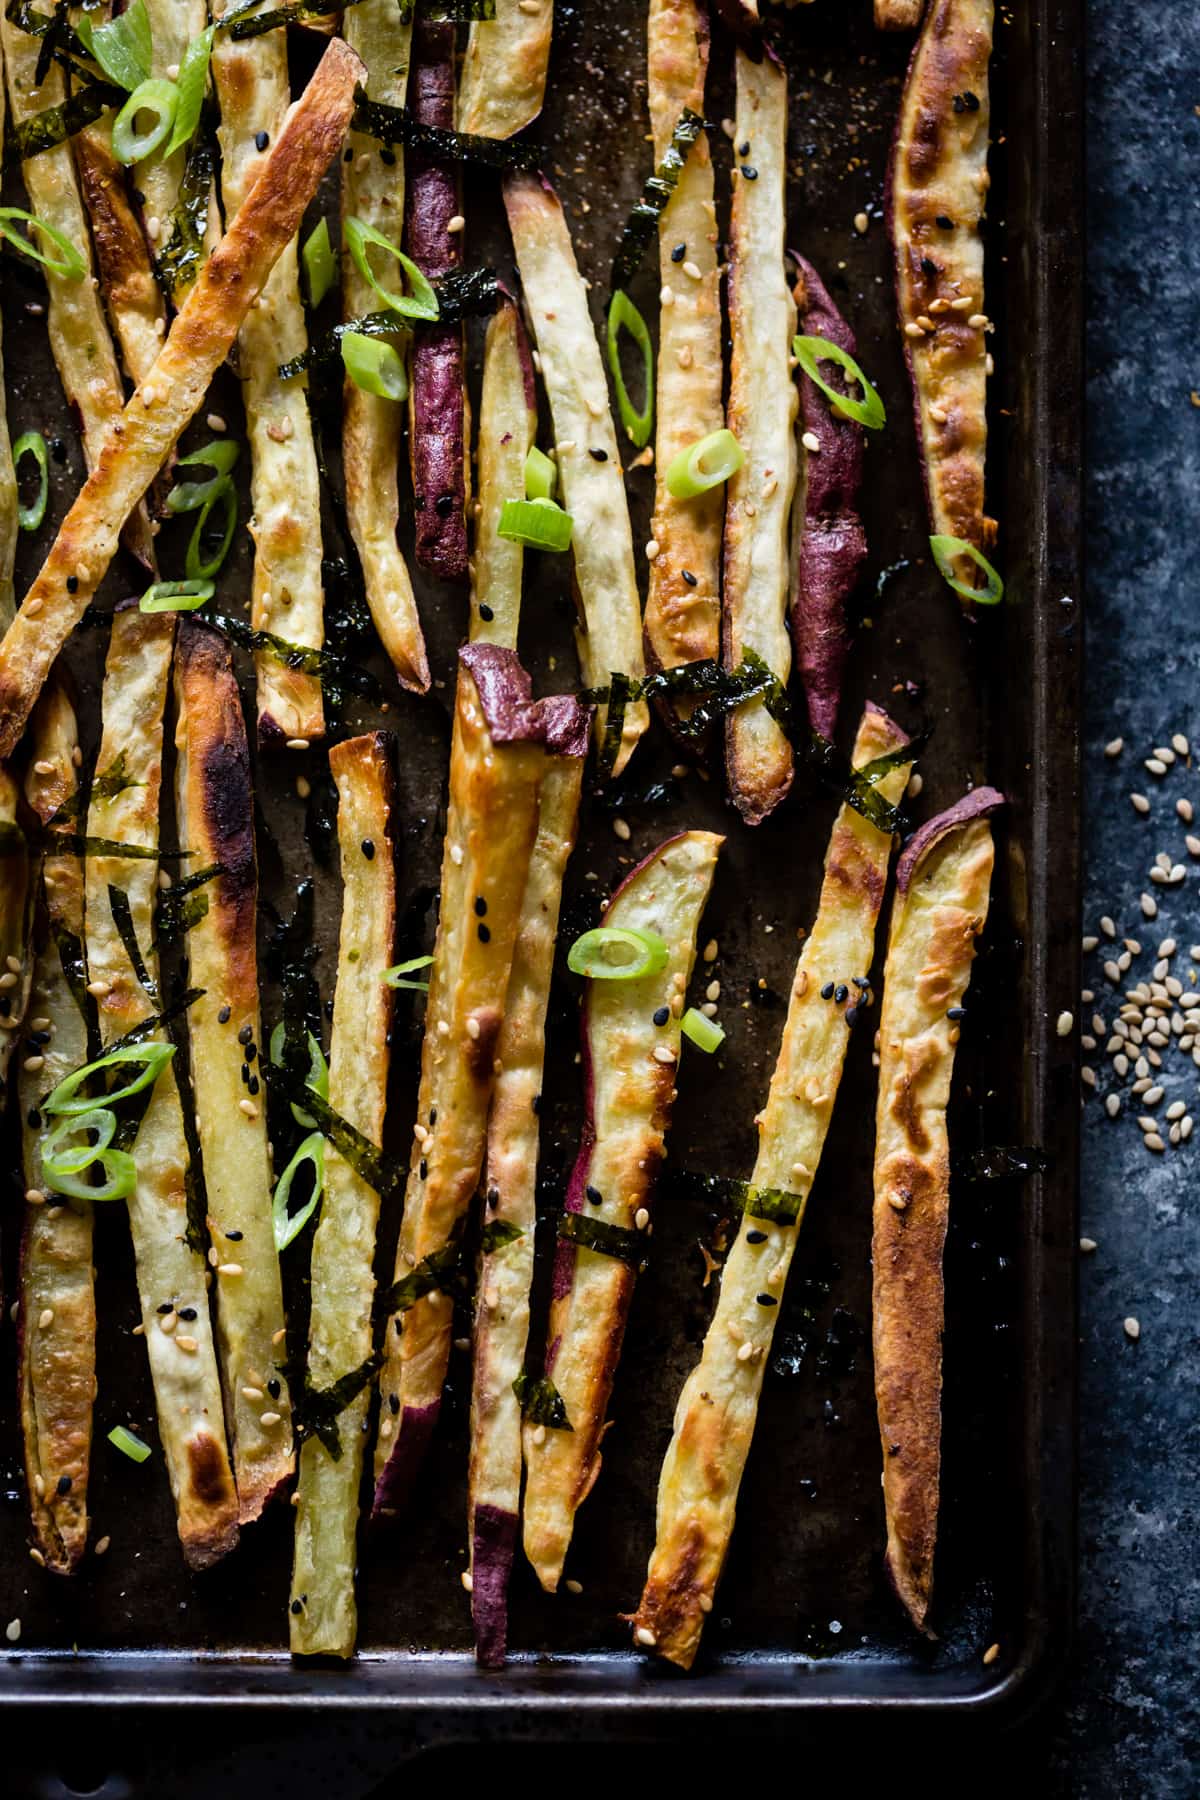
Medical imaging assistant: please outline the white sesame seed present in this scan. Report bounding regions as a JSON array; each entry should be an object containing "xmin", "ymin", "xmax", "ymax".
[
  {"xmin": 466, "ymin": 1017, "xmax": 481, "ymax": 1040},
  {"xmin": 1144, "ymin": 1085, "xmax": 1165, "ymax": 1105},
  {"xmin": 158, "ymin": 1312, "xmax": 176, "ymax": 1334},
  {"xmin": 653, "ymin": 1045, "xmax": 676, "ymax": 1064},
  {"xmin": 802, "ymin": 431, "xmax": 821, "ymax": 453},
  {"xmin": 1166, "ymin": 1100, "xmax": 1186, "ymax": 1120},
  {"xmin": 1100, "ymin": 917, "xmax": 1116, "ymax": 938},
  {"xmin": 1140, "ymin": 894, "xmax": 1158, "ymax": 919},
  {"xmin": 38, "ymin": 1308, "xmax": 53, "ymax": 1330},
  {"xmin": 260, "ymin": 1411, "xmax": 282, "ymax": 1426},
  {"xmin": 635, "ymin": 1626, "xmax": 657, "ymax": 1647},
  {"xmin": 218, "ymin": 1263, "xmax": 244, "ymax": 1277},
  {"xmin": 1145, "ymin": 760, "xmax": 1167, "ymax": 776},
  {"xmin": 5, "ymin": 1619, "xmax": 19, "ymax": 1644},
  {"xmin": 1103, "ymin": 961, "xmax": 1121, "ymax": 983},
  {"xmin": 1177, "ymin": 799, "xmax": 1195, "ymax": 824},
  {"xmin": 175, "ymin": 1335, "xmax": 198, "ymax": 1352},
  {"xmin": 612, "ymin": 817, "xmax": 631, "ymax": 841},
  {"xmin": 242, "ymin": 1386, "xmax": 264, "ymax": 1402},
  {"xmin": 1080, "ymin": 1237, "xmax": 1097, "ymax": 1253},
  {"xmin": 565, "ymin": 1578, "xmax": 583, "ymax": 1595},
  {"xmin": 1183, "ymin": 1117, "xmax": 1194, "ymax": 1140},
  {"xmin": 1131, "ymin": 793, "xmax": 1151, "ymax": 814},
  {"xmin": 682, "ymin": 260, "xmax": 702, "ymax": 281},
  {"xmin": 634, "ymin": 1207, "xmax": 650, "ymax": 1229},
  {"xmin": 1082, "ymin": 935, "xmax": 1099, "ymax": 952},
  {"xmin": 703, "ymin": 939, "xmax": 719, "ymax": 963},
  {"xmin": 1173, "ymin": 734, "xmax": 1190, "ymax": 756},
  {"xmin": 1144, "ymin": 1134, "xmax": 1165, "ymax": 1152},
  {"xmin": 853, "ymin": 210, "xmax": 869, "ymax": 234},
  {"xmin": 1055, "ymin": 1011, "xmax": 1074, "ymax": 1037},
  {"xmin": 94, "ymin": 1536, "xmax": 110, "ymax": 1556},
  {"xmin": 1154, "ymin": 747, "xmax": 1177, "ymax": 764},
  {"xmin": 447, "ymin": 214, "xmax": 466, "ymax": 234},
  {"xmin": 1159, "ymin": 938, "xmax": 1178, "ymax": 956},
  {"xmin": 1124, "ymin": 1316, "xmax": 1141, "ymax": 1339},
  {"xmin": 737, "ymin": 1339, "xmax": 755, "ymax": 1361},
  {"xmin": 286, "ymin": 738, "xmax": 310, "ymax": 752},
  {"xmin": 1104, "ymin": 738, "xmax": 1124, "ymax": 757},
  {"xmin": 238, "ymin": 1100, "xmax": 258, "ymax": 1120},
  {"xmin": 1080, "ymin": 1067, "xmax": 1096, "ymax": 1088},
  {"xmin": 1104, "ymin": 1094, "xmax": 1120, "ymax": 1118}
]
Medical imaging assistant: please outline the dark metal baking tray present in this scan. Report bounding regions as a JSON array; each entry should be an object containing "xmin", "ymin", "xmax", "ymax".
[{"xmin": 0, "ymin": 0, "xmax": 1081, "ymax": 1725}]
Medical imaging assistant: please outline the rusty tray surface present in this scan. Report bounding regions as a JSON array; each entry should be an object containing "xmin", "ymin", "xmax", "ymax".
[{"xmin": 0, "ymin": 0, "xmax": 1081, "ymax": 1721}]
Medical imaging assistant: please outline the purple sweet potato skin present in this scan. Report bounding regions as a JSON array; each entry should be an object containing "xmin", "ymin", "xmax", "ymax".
[
  {"xmin": 791, "ymin": 254, "xmax": 867, "ymax": 742},
  {"xmin": 406, "ymin": 21, "xmax": 468, "ymax": 581},
  {"xmin": 458, "ymin": 644, "xmax": 591, "ymax": 758},
  {"xmin": 896, "ymin": 785, "xmax": 1005, "ymax": 892},
  {"xmin": 371, "ymin": 1396, "xmax": 441, "ymax": 1521},
  {"xmin": 472, "ymin": 1501, "xmax": 518, "ymax": 1668}
]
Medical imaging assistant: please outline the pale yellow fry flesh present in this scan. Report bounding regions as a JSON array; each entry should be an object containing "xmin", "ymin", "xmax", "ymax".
[{"xmin": 457, "ymin": 0, "xmax": 553, "ymax": 139}]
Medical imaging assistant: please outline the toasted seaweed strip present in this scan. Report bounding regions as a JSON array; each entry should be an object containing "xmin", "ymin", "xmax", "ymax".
[
  {"xmin": 889, "ymin": 0, "xmax": 995, "ymax": 601},
  {"xmin": 18, "ymin": 678, "xmax": 93, "ymax": 1574},
  {"xmin": 873, "ymin": 786, "xmax": 1003, "ymax": 1632},
  {"xmin": 0, "ymin": 37, "xmax": 363, "ymax": 761},
  {"xmin": 70, "ymin": 2, "xmax": 167, "ymax": 386},
  {"xmin": 789, "ymin": 254, "xmax": 867, "ymax": 742},
  {"xmin": 0, "ymin": 762, "xmax": 31, "ymax": 1086},
  {"xmin": 291, "ymin": 732, "xmax": 395, "ymax": 1659},
  {"xmin": 633, "ymin": 705, "xmax": 912, "ymax": 1668},
  {"xmin": 404, "ymin": 19, "xmax": 468, "ymax": 581},
  {"xmin": 212, "ymin": 0, "xmax": 326, "ymax": 745},
  {"xmin": 174, "ymin": 620, "xmax": 293, "ymax": 1524},
  {"xmin": 84, "ymin": 605, "xmax": 239, "ymax": 1569},
  {"xmin": 469, "ymin": 294, "xmax": 535, "ymax": 652},
  {"xmin": 877, "ymin": 0, "xmax": 925, "ymax": 31},
  {"xmin": 522, "ymin": 829, "xmax": 722, "ymax": 1597},
  {"xmin": 644, "ymin": 0, "xmax": 723, "ymax": 705},
  {"xmin": 135, "ymin": 0, "xmax": 219, "ymax": 302},
  {"xmin": 373, "ymin": 647, "xmax": 589, "ymax": 1519},
  {"xmin": 340, "ymin": 0, "xmax": 428, "ymax": 692},
  {"xmin": 503, "ymin": 173, "xmax": 648, "ymax": 776},
  {"xmin": 1, "ymin": 1, "xmax": 156, "ymax": 570},
  {"xmin": 722, "ymin": 46, "xmax": 796, "ymax": 825},
  {"xmin": 0, "ymin": 51, "xmax": 16, "ymax": 630},
  {"xmin": 456, "ymin": 0, "xmax": 552, "ymax": 140}
]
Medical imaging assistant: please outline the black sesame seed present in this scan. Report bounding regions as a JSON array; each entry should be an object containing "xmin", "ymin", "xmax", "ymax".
[
  {"xmin": 653, "ymin": 1005, "xmax": 670, "ymax": 1026},
  {"xmin": 681, "ymin": 568, "xmax": 698, "ymax": 587},
  {"xmin": 238, "ymin": 1024, "xmax": 253, "ymax": 1046},
  {"xmin": 474, "ymin": 896, "xmax": 488, "ymax": 916},
  {"xmin": 429, "ymin": 1108, "xmax": 437, "ymax": 1126},
  {"xmin": 380, "ymin": 147, "xmax": 396, "ymax": 166},
  {"xmin": 56, "ymin": 1474, "xmax": 72, "ymax": 1495},
  {"xmin": 178, "ymin": 1307, "xmax": 197, "ymax": 1321},
  {"xmin": 486, "ymin": 1186, "xmax": 500, "ymax": 1209},
  {"xmin": 255, "ymin": 130, "xmax": 270, "ymax": 151},
  {"xmin": 920, "ymin": 257, "xmax": 938, "ymax": 278},
  {"xmin": 586, "ymin": 1185, "xmax": 603, "ymax": 1206},
  {"xmin": 218, "ymin": 1005, "xmax": 231, "ymax": 1024},
  {"xmin": 419, "ymin": 1159, "xmax": 428, "ymax": 1180},
  {"xmin": 26, "ymin": 1108, "xmax": 40, "ymax": 1129},
  {"xmin": 389, "ymin": 1392, "xmax": 400, "ymax": 1414},
  {"xmin": 291, "ymin": 1600, "xmax": 303, "ymax": 1615},
  {"xmin": 395, "ymin": 1317, "xmax": 403, "ymax": 1335},
  {"xmin": 248, "ymin": 1075, "xmax": 259, "ymax": 1096},
  {"xmin": 952, "ymin": 94, "xmax": 966, "ymax": 113},
  {"xmin": 156, "ymin": 1301, "xmax": 174, "ymax": 1314},
  {"xmin": 343, "ymin": 147, "xmax": 353, "ymax": 162},
  {"xmin": 671, "ymin": 242, "xmax": 686, "ymax": 262},
  {"xmin": 226, "ymin": 1229, "xmax": 243, "ymax": 1241},
  {"xmin": 963, "ymin": 90, "xmax": 980, "ymax": 111},
  {"xmin": 820, "ymin": 983, "xmax": 834, "ymax": 1000},
  {"xmin": 947, "ymin": 1005, "xmax": 967, "ymax": 1020},
  {"xmin": 477, "ymin": 922, "xmax": 491, "ymax": 943},
  {"xmin": 66, "ymin": 575, "xmax": 78, "ymax": 594},
  {"xmin": 244, "ymin": 1044, "xmax": 258, "ymax": 1063},
  {"xmin": 852, "ymin": 975, "xmax": 870, "ymax": 988},
  {"xmin": 834, "ymin": 984, "xmax": 848, "ymax": 1004},
  {"xmin": 0, "ymin": 998, "xmax": 10, "ymax": 1017},
  {"xmin": 756, "ymin": 1293, "xmax": 778, "ymax": 1307},
  {"xmin": 936, "ymin": 214, "xmax": 955, "ymax": 229},
  {"xmin": 240, "ymin": 1063, "xmax": 249, "ymax": 1085},
  {"xmin": 361, "ymin": 838, "xmax": 376, "ymax": 860},
  {"xmin": 478, "ymin": 603, "xmax": 494, "ymax": 621},
  {"xmin": 435, "ymin": 493, "xmax": 456, "ymax": 517},
  {"xmin": 589, "ymin": 447, "xmax": 608, "ymax": 462},
  {"xmin": 531, "ymin": 1094, "xmax": 541, "ymax": 1115},
  {"xmin": 267, "ymin": 1378, "xmax": 281, "ymax": 1398},
  {"xmin": 741, "ymin": 166, "xmax": 758, "ymax": 180},
  {"xmin": 845, "ymin": 1005, "xmax": 859, "ymax": 1027},
  {"xmin": 746, "ymin": 1229, "xmax": 767, "ymax": 1245}
]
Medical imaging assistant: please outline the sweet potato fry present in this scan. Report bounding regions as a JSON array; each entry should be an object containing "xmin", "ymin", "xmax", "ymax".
[
  {"xmin": 469, "ymin": 295, "xmax": 536, "ymax": 652},
  {"xmin": 633, "ymin": 704, "xmax": 912, "ymax": 1668},
  {"xmin": 873, "ymin": 786, "xmax": 1003, "ymax": 1632},
  {"xmin": 457, "ymin": 0, "xmax": 553, "ymax": 139},
  {"xmin": 0, "ymin": 49, "xmax": 17, "ymax": 630},
  {"xmin": 877, "ymin": 0, "xmax": 926, "ymax": 26},
  {"xmin": 0, "ymin": 761, "xmax": 32, "ymax": 1087},
  {"xmin": 137, "ymin": 0, "xmax": 220, "ymax": 304}
]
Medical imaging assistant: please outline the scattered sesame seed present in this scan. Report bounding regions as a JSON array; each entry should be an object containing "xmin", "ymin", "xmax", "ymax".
[
  {"xmin": 5, "ymin": 1619, "xmax": 19, "ymax": 1644},
  {"xmin": 1145, "ymin": 759, "xmax": 1168, "ymax": 776},
  {"xmin": 802, "ymin": 430, "xmax": 821, "ymax": 453},
  {"xmin": 653, "ymin": 1045, "xmax": 676, "ymax": 1065},
  {"xmin": 703, "ymin": 939, "xmax": 718, "ymax": 962},
  {"xmin": 612, "ymin": 817, "xmax": 631, "ymax": 841},
  {"xmin": 1055, "ymin": 1011, "xmax": 1074, "ymax": 1037},
  {"xmin": 1141, "ymin": 894, "xmax": 1158, "ymax": 919},
  {"xmin": 635, "ymin": 1207, "xmax": 650, "ymax": 1229},
  {"xmin": 94, "ymin": 1536, "xmax": 110, "ymax": 1556},
  {"xmin": 1105, "ymin": 1094, "xmax": 1120, "ymax": 1118},
  {"xmin": 1100, "ymin": 917, "xmax": 1116, "ymax": 938},
  {"xmin": 635, "ymin": 1626, "xmax": 657, "ymax": 1647},
  {"xmin": 853, "ymin": 210, "xmax": 869, "ymax": 234},
  {"xmin": 176, "ymin": 1334, "xmax": 199, "ymax": 1352},
  {"xmin": 982, "ymin": 1642, "xmax": 1000, "ymax": 1666},
  {"xmin": 1104, "ymin": 738, "xmax": 1123, "ymax": 757},
  {"xmin": 1124, "ymin": 1316, "xmax": 1141, "ymax": 1339},
  {"xmin": 447, "ymin": 214, "xmax": 465, "ymax": 234},
  {"xmin": 38, "ymin": 1308, "xmax": 53, "ymax": 1330},
  {"xmin": 1131, "ymin": 793, "xmax": 1150, "ymax": 814},
  {"xmin": 260, "ymin": 1411, "xmax": 282, "ymax": 1426}
]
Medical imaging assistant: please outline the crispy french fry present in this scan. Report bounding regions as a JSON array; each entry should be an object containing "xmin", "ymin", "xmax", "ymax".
[
  {"xmin": 873, "ymin": 786, "xmax": 1003, "ymax": 1632},
  {"xmin": 341, "ymin": 0, "xmax": 428, "ymax": 691},
  {"xmin": 889, "ymin": 0, "xmax": 996, "ymax": 600},
  {"xmin": 212, "ymin": 0, "xmax": 326, "ymax": 744},
  {"xmin": 723, "ymin": 46, "xmax": 797, "ymax": 824},
  {"xmin": 470, "ymin": 295, "xmax": 536, "ymax": 652},
  {"xmin": 18, "ymin": 679, "xmax": 93, "ymax": 1573},
  {"xmin": 522, "ymin": 829, "xmax": 723, "ymax": 1597},
  {"xmin": 0, "ymin": 35, "xmax": 363, "ymax": 761},
  {"xmin": 645, "ymin": 0, "xmax": 723, "ymax": 694},
  {"xmin": 503, "ymin": 173, "xmax": 648, "ymax": 777},
  {"xmin": 291, "ymin": 731, "xmax": 396, "ymax": 1659},
  {"xmin": 876, "ymin": 0, "xmax": 926, "ymax": 29},
  {"xmin": 1, "ymin": 1, "xmax": 155, "ymax": 569},
  {"xmin": 457, "ymin": 0, "xmax": 553, "ymax": 139},
  {"xmin": 137, "ymin": 0, "xmax": 220, "ymax": 302},
  {"xmin": 174, "ymin": 619, "xmax": 293, "ymax": 1523},
  {"xmin": 0, "ymin": 761, "xmax": 32, "ymax": 1086},
  {"xmin": 633, "ymin": 704, "xmax": 912, "ymax": 1668},
  {"xmin": 85, "ymin": 605, "xmax": 239, "ymax": 1569},
  {"xmin": 373, "ymin": 647, "xmax": 589, "ymax": 1518}
]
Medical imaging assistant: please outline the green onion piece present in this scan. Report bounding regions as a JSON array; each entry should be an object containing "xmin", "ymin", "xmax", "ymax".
[
  {"xmin": 497, "ymin": 497, "xmax": 573, "ymax": 553},
  {"xmin": 665, "ymin": 427, "xmax": 744, "ymax": 499},
  {"xmin": 929, "ymin": 534, "xmax": 1005, "ymax": 606},
  {"xmin": 44, "ymin": 1145, "xmax": 137, "ymax": 1201},
  {"xmin": 341, "ymin": 329, "xmax": 408, "ymax": 401},
  {"xmin": 185, "ymin": 479, "xmax": 237, "ymax": 580},
  {"xmin": 166, "ymin": 438, "xmax": 240, "ymax": 513},
  {"xmin": 112, "ymin": 78, "xmax": 179, "ymax": 167},
  {"xmin": 76, "ymin": 0, "xmax": 152, "ymax": 91},
  {"xmin": 0, "ymin": 208, "xmax": 86, "ymax": 281},
  {"xmin": 792, "ymin": 334, "xmax": 886, "ymax": 431},
  {"xmin": 606, "ymin": 288, "xmax": 654, "ymax": 448},
  {"xmin": 344, "ymin": 214, "xmax": 439, "ymax": 321},
  {"xmin": 42, "ymin": 1106, "xmax": 117, "ymax": 1176},
  {"xmin": 681, "ymin": 1006, "xmax": 725, "ymax": 1053},
  {"xmin": 44, "ymin": 1040, "xmax": 175, "ymax": 1117},
  {"xmin": 166, "ymin": 24, "xmax": 214, "ymax": 156},
  {"xmin": 381, "ymin": 953, "xmax": 434, "ymax": 992},
  {"xmin": 567, "ymin": 926, "xmax": 669, "ymax": 981},
  {"xmin": 107, "ymin": 1424, "xmax": 151, "ymax": 1463},
  {"xmin": 139, "ymin": 579, "xmax": 214, "ymax": 613},
  {"xmin": 268, "ymin": 1022, "xmax": 329, "ymax": 1127},
  {"xmin": 524, "ymin": 444, "xmax": 556, "ymax": 502},
  {"xmin": 302, "ymin": 215, "xmax": 336, "ymax": 308},
  {"xmin": 272, "ymin": 1129, "xmax": 325, "ymax": 1251},
  {"xmin": 12, "ymin": 430, "xmax": 48, "ymax": 531}
]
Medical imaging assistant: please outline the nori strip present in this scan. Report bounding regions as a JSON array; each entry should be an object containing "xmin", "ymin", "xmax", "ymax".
[
  {"xmin": 351, "ymin": 85, "xmax": 540, "ymax": 171},
  {"xmin": 227, "ymin": 0, "xmax": 369, "ymax": 39},
  {"xmin": 611, "ymin": 107, "xmax": 705, "ymax": 294},
  {"xmin": 380, "ymin": 1237, "xmax": 463, "ymax": 1315},
  {"xmin": 152, "ymin": 864, "xmax": 222, "ymax": 947},
  {"xmin": 293, "ymin": 1350, "xmax": 384, "ymax": 1459},
  {"xmin": 107, "ymin": 883, "xmax": 157, "ymax": 1000},
  {"xmin": 479, "ymin": 1218, "xmax": 524, "ymax": 1255},
  {"xmin": 278, "ymin": 271, "xmax": 500, "ymax": 379},
  {"xmin": 155, "ymin": 124, "xmax": 215, "ymax": 301},
  {"xmin": 9, "ymin": 77, "xmax": 123, "ymax": 160},
  {"xmin": 558, "ymin": 1209, "xmax": 648, "ymax": 1271},
  {"xmin": 512, "ymin": 1370, "xmax": 571, "ymax": 1431},
  {"xmin": 263, "ymin": 1068, "xmax": 404, "ymax": 1200},
  {"xmin": 206, "ymin": 611, "xmax": 385, "ymax": 709}
]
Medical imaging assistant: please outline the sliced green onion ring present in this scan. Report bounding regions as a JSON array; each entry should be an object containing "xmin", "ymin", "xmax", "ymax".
[
  {"xmin": 664, "ymin": 427, "xmax": 744, "ymax": 499},
  {"xmin": 77, "ymin": 0, "xmax": 152, "ymax": 91},
  {"xmin": 929, "ymin": 533, "xmax": 1004, "ymax": 606},
  {"xmin": 606, "ymin": 288, "xmax": 654, "ymax": 448},
  {"xmin": 42, "ymin": 1106, "xmax": 117, "ymax": 1176},
  {"xmin": 13, "ymin": 430, "xmax": 48, "ymax": 531},
  {"xmin": 681, "ymin": 1006, "xmax": 725, "ymax": 1053},
  {"xmin": 381, "ymin": 953, "xmax": 434, "ymax": 992},
  {"xmin": 792, "ymin": 333, "xmax": 886, "ymax": 431},
  {"xmin": 107, "ymin": 1424, "xmax": 151, "ymax": 1463},
  {"xmin": 524, "ymin": 444, "xmax": 556, "ymax": 502},
  {"xmin": 166, "ymin": 438, "xmax": 240, "ymax": 512},
  {"xmin": 0, "ymin": 207, "xmax": 86, "ymax": 281},
  {"xmin": 344, "ymin": 215, "xmax": 439, "ymax": 321},
  {"xmin": 567, "ymin": 926, "xmax": 669, "ymax": 981},
  {"xmin": 272, "ymin": 1129, "xmax": 325, "ymax": 1251},
  {"xmin": 44, "ymin": 1040, "xmax": 175, "ymax": 1117},
  {"xmin": 44, "ymin": 1145, "xmax": 137, "ymax": 1201},
  {"xmin": 302, "ymin": 215, "xmax": 337, "ymax": 308},
  {"xmin": 139, "ymin": 579, "xmax": 214, "ymax": 613},
  {"xmin": 166, "ymin": 24, "xmax": 214, "ymax": 156},
  {"xmin": 268, "ymin": 1022, "xmax": 329, "ymax": 1127},
  {"xmin": 112, "ymin": 78, "xmax": 179, "ymax": 167},
  {"xmin": 185, "ymin": 479, "xmax": 237, "ymax": 580},
  {"xmin": 341, "ymin": 328, "xmax": 408, "ymax": 401},
  {"xmin": 497, "ymin": 497, "xmax": 573, "ymax": 553}
]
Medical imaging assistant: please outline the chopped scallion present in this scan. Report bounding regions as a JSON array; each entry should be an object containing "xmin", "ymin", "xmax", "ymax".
[
  {"xmin": 341, "ymin": 328, "xmax": 408, "ymax": 401},
  {"xmin": 497, "ymin": 497, "xmax": 573, "ymax": 553},
  {"xmin": 381, "ymin": 954, "xmax": 434, "ymax": 992},
  {"xmin": 524, "ymin": 444, "xmax": 556, "ymax": 502},
  {"xmin": 112, "ymin": 78, "xmax": 179, "ymax": 167},
  {"xmin": 344, "ymin": 214, "xmax": 439, "ymax": 321},
  {"xmin": 166, "ymin": 24, "xmax": 215, "ymax": 157},
  {"xmin": 76, "ymin": 0, "xmax": 152, "ymax": 91},
  {"xmin": 929, "ymin": 534, "xmax": 1004, "ymax": 606},
  {"xmin": 0, "ymin": 208, "xmax": 85, "ymax": 282},
  {"xmin": 681, "ymin": 1006, "xmax": 724, "ymax": 1053},
  {"xmin": 44, "ymin": 1041, "xmax": 175, "ymax": 1117},
  {"xmin": 664, "ymin": 428, "xmax": 744, "ymax": 499},
  {"xmin": 272, "ymin": 1130, "xmax": 325, "ymax": 1251},
  {"xmin": 268, "ymin": 1022, "xmax": 329, "ymax": 1127},
  {"xmin": 792, "ymin": 334, "xmax": 886, "ymax": 431},
  {"xmin": 606, "ymin": 288, "xmax": 654, "ymax": 448},
  {"xmin": 302, "ymin": 216, "xmax": 336, "ymax": 308},
  {"xmin": 12, "ymin": 430, "xmax": 48, "ymax": 531},
  {"xmin": 107, "ymin": 1424, "xmax": 151, "ymax": 1463},
  {"xmin": 567, "ymin": 926, "xmax": 669, "ymax": 981},
  {"xmin": 139, "ymin": 579, "xmax": 214, "ymax": 613}
]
